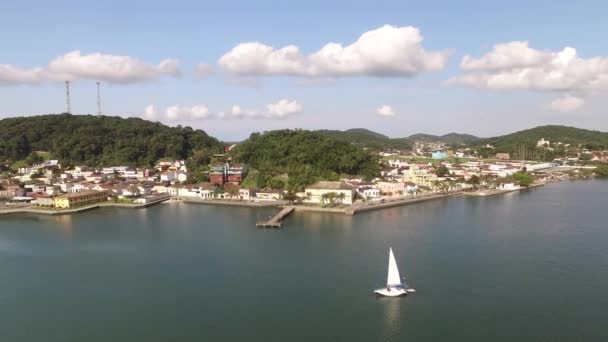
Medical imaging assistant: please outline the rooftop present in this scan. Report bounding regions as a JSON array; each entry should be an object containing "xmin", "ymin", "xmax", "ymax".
[{"xmin": 306, "ymin": 181, "xmax": 354, "ymax": 190}]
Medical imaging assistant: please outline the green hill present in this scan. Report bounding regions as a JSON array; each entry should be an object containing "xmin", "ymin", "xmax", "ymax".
[
  {"xmin": 232, "ymin": 129, "xmax": 379, "ymax": 191},
  {"xmin": 476, "ymin": 125, "xmax": 608, "ymax": 152},
  {"xmin": 0, "ymin": 113, "xmax": 223, "ymax": 167},
  {"xmin": 408, "ymin": 132, "xmax": 479, "ymax": 144},
  {"xmin": 316, "ymin": 128, "xmax": 411, "ymax": 150}
]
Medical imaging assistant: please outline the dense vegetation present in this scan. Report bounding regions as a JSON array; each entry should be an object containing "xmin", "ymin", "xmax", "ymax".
[
  {"xmin": 0, "ymin": 114, "xmax": 223, "ymax": 167},
  {"xmin": 232, "ymin": 129, "xmax": 379, "ymax": 191},
  {"xmin": 407, "ymin": 132, "xmax": 479, "ymax": 145},
  {"xmin": 474, "ymin": 125, "xmax": 608, "ymax": 160},
  {"xmin": 316, "ymin": 128, "xmax": 412, "ymax": 150}
]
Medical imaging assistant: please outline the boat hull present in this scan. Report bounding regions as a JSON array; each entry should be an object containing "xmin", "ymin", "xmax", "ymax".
[{"xmin": 374, "ymin": 288, "xmax": 407, "ymax": 297}]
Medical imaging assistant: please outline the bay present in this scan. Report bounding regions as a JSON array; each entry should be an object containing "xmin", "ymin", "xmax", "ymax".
[{"xmin": 1, "ymin": 180, "xmax": 607, "ymax": 341}]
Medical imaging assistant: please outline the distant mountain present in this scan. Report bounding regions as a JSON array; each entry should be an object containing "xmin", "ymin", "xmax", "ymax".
[
  {"xmin": 475, "ymin": 125, "xmax": 608, "ymax": 152},
  {"xmin": 316, "ymin": 128, "xmax": 410, "ymax": 150},
  {"xmin": 407, "ymin": 132, "xmax": 480, "ymax": 145}
]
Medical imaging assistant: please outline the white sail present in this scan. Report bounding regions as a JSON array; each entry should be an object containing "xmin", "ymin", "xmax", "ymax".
[{"xmin": 387, "ymin": 248, "xmax": 402, "ymax": 287}]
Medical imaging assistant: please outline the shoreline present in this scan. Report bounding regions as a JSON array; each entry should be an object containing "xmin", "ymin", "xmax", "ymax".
[
  {"xmin": 0, "ymin": 182, "xmax": 548, "ymax": 218},
  {"xmin": 0, "ymin": 195, "xmax": 170, "ymax": 216}
]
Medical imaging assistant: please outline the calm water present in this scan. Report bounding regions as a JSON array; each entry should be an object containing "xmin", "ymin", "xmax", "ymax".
[{"xmin": 1, "ymin": 180, "xmax": 607, "ymax": 341}]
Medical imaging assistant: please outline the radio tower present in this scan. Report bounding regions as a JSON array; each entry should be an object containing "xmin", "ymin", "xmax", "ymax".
[
  {"xmin": 96, "ymin": 81, "xmax": 102, "ymax": 115},
  {"xmin": 65, "ymin": 80, "xmax": 71, "ymax": 114}
]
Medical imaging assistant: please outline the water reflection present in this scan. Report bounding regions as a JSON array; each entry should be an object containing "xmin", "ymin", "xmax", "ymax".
[
  {"xmin": 54, "ymin": 215, "xmax": 73, "ymax": 239},
  {"xmin": 380, "ymin": 297, "xmax": 402, "ymax": 341}
]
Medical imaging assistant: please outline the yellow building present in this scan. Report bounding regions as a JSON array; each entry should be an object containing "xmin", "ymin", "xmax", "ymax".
[
  {"xmin": 403, "ymin": 167, "xmax": 439, "ymax": 188},
  {"xmin": 53, "ymin": 190, "xmax": 110, "ymax": 208}
]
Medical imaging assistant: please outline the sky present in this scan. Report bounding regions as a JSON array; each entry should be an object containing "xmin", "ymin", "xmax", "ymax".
[{"xmin": 1, "ymin": 0, "xmax": 608, "ymax": 141}]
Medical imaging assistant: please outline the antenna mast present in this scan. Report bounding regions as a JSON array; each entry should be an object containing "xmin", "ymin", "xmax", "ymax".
[
  {"xmin": 65, "ymin": 80, "xmax": 71, "ymax": 114},
  {"xmin": 96, "ymin": 81, "xmax": 102, "ymax": 115}
]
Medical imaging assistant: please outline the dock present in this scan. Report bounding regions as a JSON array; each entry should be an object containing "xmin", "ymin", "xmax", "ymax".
[{"xmin": 256, "ymin": 206, "xmax": 295, "ymax": 228}]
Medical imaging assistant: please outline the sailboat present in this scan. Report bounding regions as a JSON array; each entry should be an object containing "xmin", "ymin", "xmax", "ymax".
[{"xmin": 374, "ymin": 248, "xmax": 416, "ymax": 297}]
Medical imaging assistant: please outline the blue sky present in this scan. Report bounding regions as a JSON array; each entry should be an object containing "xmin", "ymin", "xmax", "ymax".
[{"xmin": 1, "ymin": 0, "xmax": 607, "ymax": 140}]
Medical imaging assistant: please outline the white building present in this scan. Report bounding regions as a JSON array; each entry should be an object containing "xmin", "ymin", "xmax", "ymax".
[
  {"xmin": 160, "ymin": 172, "xmax": 177, "ymax": 182},
  {"xmin": 537, "ymin": 138, "xmax": 550, "ymax": 147},
  {"xmin": 304, "ymin": 181, "xmax": 354, "ymax": 204}
]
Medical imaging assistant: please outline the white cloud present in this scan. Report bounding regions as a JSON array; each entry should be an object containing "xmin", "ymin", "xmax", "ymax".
[
  {"xmin": 218, "ymin": 25, "xmax": 448, "ymax": 78},
  {"xmin": 376, "ymin": 104, "xmax": 396, "ymax": 117},
  {"xmin": 265, "ymin": 99, "xmax": 303, "ymax": 118},
  {"xmin": 143, "ymin": 105, "xmax": 158, "ymax": 120},
  {"xmin": 0, "ymin": 64, "xmax": 43, "ymax": 85},
  {"xmin": 449, "ymin": 41, "xmax": 608, "ymax": 111},
  {"xmin": 195, "ymin": 63, "xmax": 214, "ymax": 78},
  {"xmin": 550, "ymin": 94, "xmax": 584, "ymax": 112},
  {"xmin": 145, "ymin": 99, "xmax": 302, "ymax": 121},
  {"xmin": 449, "ymin": 41, "xmax": 608, "ymax": 92},
  {"xmin": 46, "ymin": 50, "xmax": 181, "ymax": 83},
  {"xmin": 165, "ymin": 105, "xmax": 211, "ymax": 121},
  {"xmin": 0, "ymin": 50, "xmax": 180, "ymax": 85}
]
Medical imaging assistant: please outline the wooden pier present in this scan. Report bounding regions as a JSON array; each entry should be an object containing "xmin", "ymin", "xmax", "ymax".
[{"xmin": 256, "ymin": 206, "xmax": 295, "ymax": 228}]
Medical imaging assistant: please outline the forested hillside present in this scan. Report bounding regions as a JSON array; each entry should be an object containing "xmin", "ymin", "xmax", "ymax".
[
  {"xmin": 0, "ymin": 114, "xmax": 223, "ymax": 166},
  {"xmin": 232, "ymin": 129, "xmax": 379, "ymax": 191},
  {"xmin": 475, "ymin": 125, "xmax": 608, "ymax": 152},
  {"xmin": 316, "ymin": 128, "xmax": 412, "ymax": 150}
]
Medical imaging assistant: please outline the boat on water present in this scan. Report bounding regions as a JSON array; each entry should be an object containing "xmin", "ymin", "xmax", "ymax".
[{"xmin": 374, "ymin": 247, "xmax": 415, "ymax": 297}]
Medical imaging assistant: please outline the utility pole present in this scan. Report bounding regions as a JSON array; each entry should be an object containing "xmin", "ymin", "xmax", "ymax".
[
  {"xmin": 65, "ymin": 80, "xmax": 71, "ymax": 114},
  {"xmin": 96, "ymin": 81, "xmax": 102, "ymax": 115}
]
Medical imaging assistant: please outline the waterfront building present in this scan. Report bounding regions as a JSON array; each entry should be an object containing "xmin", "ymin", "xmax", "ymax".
[
  {"xmin": 0, "ymin": 185, "xmax": 24, "ymax": 198},
  {"xmin": 256, "ymin": 190, "xmax": 284, "ymax": 201},
  {"xmin": 239, "ymin": 188, "xmax": 258, "ymax": 200},
  {"xmin": 376, "ymin": 181, "xmax": 417, "ymax": 196},
  {"xmin": 53, "ymin": 190, "xmax": 110, "ymax": 209},
  {"xmin": 304, "ymin": 181, "xmax": 355, "ymax": 204},
  {"xmin": 496, "ymin": 153, "xmax": 510, "ymax": 160},
  {"xmin": 402, "ymin": 167, "xmax": 439, "ymax": 188}
]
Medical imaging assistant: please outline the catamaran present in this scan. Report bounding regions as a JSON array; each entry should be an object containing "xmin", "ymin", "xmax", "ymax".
[{"xmin": 374, "ymin": 247, "xmax": 416, "ymax": 297}]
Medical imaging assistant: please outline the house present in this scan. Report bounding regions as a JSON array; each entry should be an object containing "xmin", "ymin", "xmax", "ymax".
[
  {"xmin": 304, "ymin": 181, "xmax": 354, "ymax": 204},
  {"xmin": 256, "ymin": 189, "xmax": 284, "ymax": 201},
  {"xmin": 58, "ymin": 183, "xmax": 74, "ymax": 193},
  {"xmin": 376, "ymin": 181, "xmax": 417, "ymax": 196},
  {"xmin": 0, "ymin": 185, "xmax": 25, "ymax": 198},
  {"xmin": 495, "ymin": 153, "xmax": 510, "ymax": 160},
  {"xmin": 226, "ymin": 164, "xmax": 248, "ymax": 183},
  {"xmin": 24, "ymin": 183, "xmax": 46, "ymax": 194},
  {"xmin": 53, "ymin": 190, "xmax": 110, "ymax": 209},
  {"xmin": 356, "ymin": 186, "xmax": 381, "ymax": 200},
  {"xmin": 177, "ymin": 172, "xmax": 188, "ymax": 183},
  {"xmin": 160, "ymin": 171, "xmax": 177, "ymax": 182},
  {"xmin": 497, "ymin": 182, "xmax": 520, "ymax": 190},
  {"xmin": 239, "ymin": 188, "xmax": 258, "ymax": 200},
  {"xmin": 122, "ymin": 184, "xmax": 141, "ymax": 197},
  {"xmin": 33, "ymin": 195, "xmax": 54, "ymax": 207}
]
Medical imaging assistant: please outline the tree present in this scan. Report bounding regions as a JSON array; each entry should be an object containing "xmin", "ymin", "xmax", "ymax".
[
  {"xmin": 223, "ymin": 183, "xmax": 240, "ymax": 197},
  {"xmin": 513, "ymin": 171, "xmax": 535, "ymax": 187},
  {"xmin": 435, "ymin": 165, "xmax": 450, "ymax": 177},
  {"xmin": 269, "ymin": 177, "xmax": 285, "ymax": 189},
  {"xmin": 467, "ymin": 175, "xmax": 480, "ymax": 185},
  {"xmin": 594, "ymin": 165, "xmax": 608, "ymax": 177},
  {"xmin": 25, "ymin": 152, "xmax": 43, "ymax": 165},
  {"xmin": 337, "ymin": 192, "xmax": 346, "ymax": 204}
]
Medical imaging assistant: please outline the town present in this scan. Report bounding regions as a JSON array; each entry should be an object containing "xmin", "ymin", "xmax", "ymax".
[{"xmin": 1, "ymin": 137, "xmax": 603, "ymax": 215}]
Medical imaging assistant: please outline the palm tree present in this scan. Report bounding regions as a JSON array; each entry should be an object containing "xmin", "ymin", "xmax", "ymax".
[
  {"xmin": 337, "ymin": 192, "xmax": 346, "ymax": 204},
  {"xmin": 327, "ymin": 192, "xmax": 337, "ymax": 206},
  {"xmin": 321, "ymin": 193, "xmax": 329, "ymax": 206}
]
